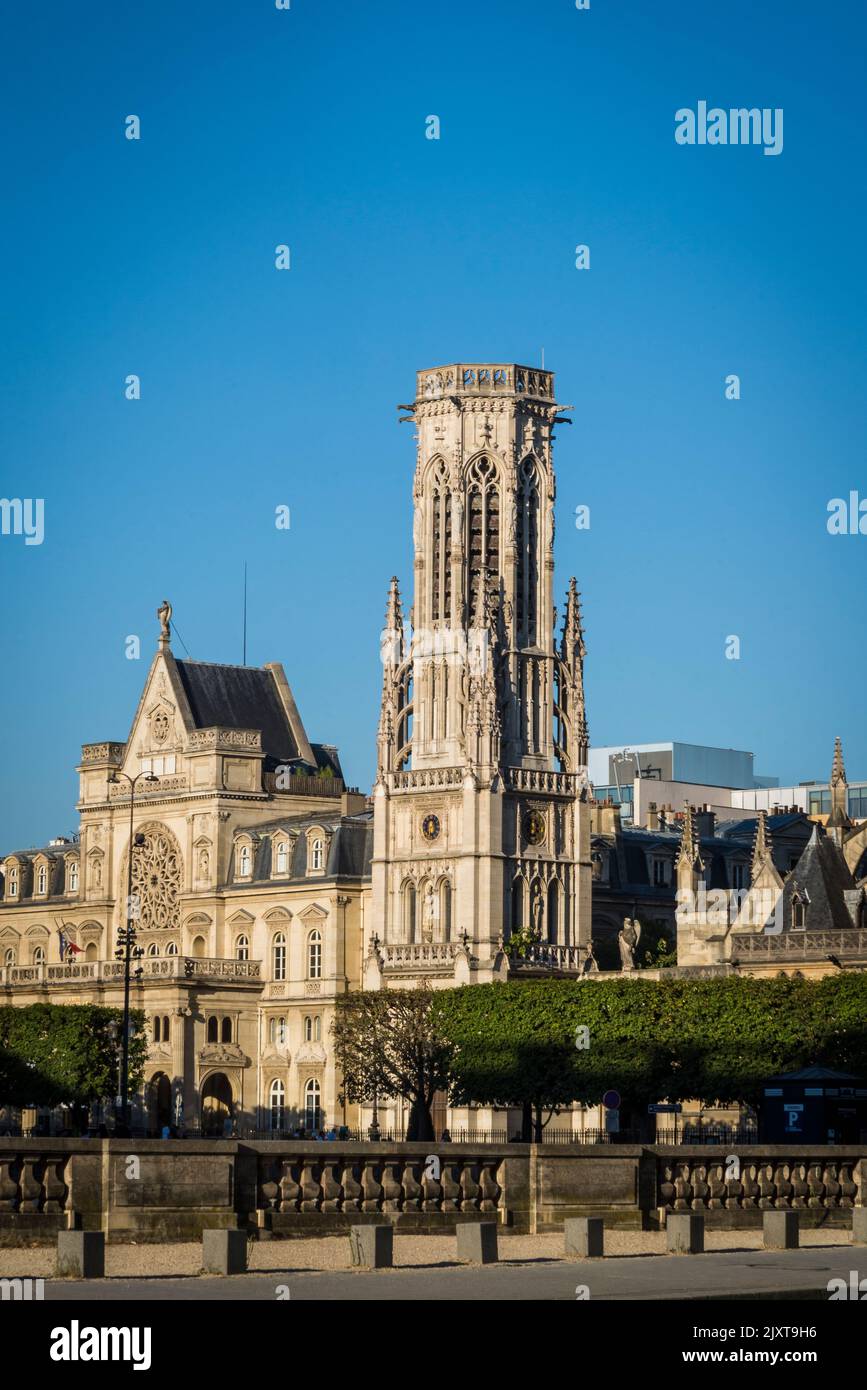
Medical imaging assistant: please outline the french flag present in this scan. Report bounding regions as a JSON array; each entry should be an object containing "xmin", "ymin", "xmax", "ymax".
[{"xmin": 58, "ymin": 928, "xmax": 83, "ymax": 960}]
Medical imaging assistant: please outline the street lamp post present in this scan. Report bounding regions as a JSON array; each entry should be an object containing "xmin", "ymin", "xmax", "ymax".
[{"xmin": 108, "ymin": 769, "xmax": 157, "ymax": 1136}]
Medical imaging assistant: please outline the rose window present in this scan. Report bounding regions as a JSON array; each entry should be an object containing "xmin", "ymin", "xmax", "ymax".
[{"xmin": 129, "ymin": 823, "xmax": 181, "ymax": 930}]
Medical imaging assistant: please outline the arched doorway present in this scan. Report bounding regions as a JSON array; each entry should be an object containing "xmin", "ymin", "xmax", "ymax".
[
  {"xmin": 201, "ymin": 1072, "xmax": 234, "ymax": 1136},
  {"xmin": 147, "ymin": 1072, "xmax": 172, "ymax": 1133}
]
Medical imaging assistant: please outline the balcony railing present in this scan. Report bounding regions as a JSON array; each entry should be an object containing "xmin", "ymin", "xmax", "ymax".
[
  {"xmin": 1, "ymin": 957, "xmax": 262, "ymax": 987},
  {"xmin": 735, "ymin": 928, "xmax": 867, "ymax": 959}
]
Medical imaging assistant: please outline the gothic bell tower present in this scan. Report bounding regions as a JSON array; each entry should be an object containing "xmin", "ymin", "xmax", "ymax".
[{"xmin": 368, "ymin": 363, "xmax": 592, "ymax": 986}]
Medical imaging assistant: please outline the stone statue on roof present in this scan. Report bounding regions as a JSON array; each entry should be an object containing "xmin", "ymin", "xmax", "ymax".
[{"xmin": 157, "ymin": 599, "xmax": 172, "ymax": 642}]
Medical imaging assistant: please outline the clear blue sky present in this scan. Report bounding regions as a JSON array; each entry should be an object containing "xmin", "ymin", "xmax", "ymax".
[{"xmin": 1, "ymin": 0, "xmax": 865, "ymax": 848}]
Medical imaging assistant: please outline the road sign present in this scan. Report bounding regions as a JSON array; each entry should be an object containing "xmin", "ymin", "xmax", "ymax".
[
  {"xmin": 602, "ymin": 1089, "xmax": 621, "ymax": 1110},
  {"xmin": 648, "ymin": 1103, "xmax": 683, "ymax": 1114}
]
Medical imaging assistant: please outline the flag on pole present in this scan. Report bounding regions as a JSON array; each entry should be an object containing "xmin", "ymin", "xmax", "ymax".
[{"xmin": 57, "ymin": 927, "xmax": 83, "ymax": 960}]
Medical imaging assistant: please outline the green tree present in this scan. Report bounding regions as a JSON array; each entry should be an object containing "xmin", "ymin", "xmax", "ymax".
[
  {"xmin": 0, "ymin": 1004, "xmax": 147, "ymax": 1122},
  {"xmin": 333, "ymin": 986, "xmax": 454, "ymax": 1141}
]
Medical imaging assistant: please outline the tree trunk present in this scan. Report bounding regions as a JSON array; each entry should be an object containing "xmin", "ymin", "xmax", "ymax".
[
  {"xmin": 406, "ymin": 1095, "xmax": 435, "ymax": 1142},
  {"xmin": 520, "ymin": 1101, "xmax": 532, "ymax": 1142},
  {"xmin": 533, "ymin": 1103, "xmax": 544, "ymax": 1144}
]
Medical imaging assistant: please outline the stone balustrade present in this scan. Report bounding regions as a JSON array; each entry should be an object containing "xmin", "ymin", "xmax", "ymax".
[
  {"xmin": 1, "ymin": 957, "xmax": 262, "ymax": 989},
  {"xmin": 0, "ymin": 1141, "xmax": 862, "ymax": 1244},
  {"xmin": 657, "ymin": 1153, "xmax": 860, "ymax": 1213},
  {"xmin": 257, "ymin": 1150, "xmax": 503, "ymax": 1225}
]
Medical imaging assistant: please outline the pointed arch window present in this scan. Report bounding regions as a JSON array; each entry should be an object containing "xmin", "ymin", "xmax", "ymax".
[
  {"xmin": 403, "ymin": 881, "xmax": 417, "ymax": 943},
  {"xmin": 429, "ymin": 459, "xmax": 452, "ymax": 622},
  {"xmin": 466, "ymin": 456, "xmax": 500, "ymax": 604},
  {"xmin": 441, "ymin": 880, "xmax": 452, "ymax": 942},
  {"xmin": 547, "ymin": 880, "xmax": 560, "ymax": 944},
  {"xmin": 516, "ymin": 456, "xmax": 540, "ymax": 645}
]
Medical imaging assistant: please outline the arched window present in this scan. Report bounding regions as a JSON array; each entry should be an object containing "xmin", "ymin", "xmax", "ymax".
[
  {"xmin": 403, "ymin": 881, "xmax": 416, "ymax": 944},
  {"xmin": 275, "ymin": 841, "xmax": 289, "ymax": 874},
  {"xmin": 269, "ymin": 1079, "xmax": 285, "ymax": 1133},
  {"xmin": 191, "ymin": 935, "xmax": 206, "ymax": 958},
  {"xmin": 162, "ymin": 1016, "xmax": 170, "ymax": 1042},
  {"xmin": 516, "ymin": 456, "xmax": 540, "ymax": 645},
  {"xmin": 304, "ymin": 1078, "xmax": 321, "ymax": 1133},
  {"xmin": 311, "ymin": 838, "xmax": 324, "ymax": 872},
  {"xmin": 511, "ymin": 878, "xmax": 526, "ymax": 934},
  {"xmin": 166, "ymin": 941, "xmax": 178, "ymax": 956},
  {"xmin": 154, "ymin": 1016, "xmax": 162, "ymax": 1043},
  {"xmin": 36, "ymin": 865, "xmax": 47, "ymax": 895},
  {"xmin": 313, "ymin": 1015, "xmax": 321, "ymax": 1042},
  {"xmin": 270, "ymin": 1016, "xmax": 286, "ymax": 1046},
  {"xmin": 7, "ymin": 869, "xmax": 18, "ymax": 899},
  {"xmin": 273, "ymin": 932, "xmax": 286, "ymax": 981},
  {"xmin": 547, "ymin": 880, "xmax": 560, "ymax": 945},
  {"xmin": 305, "ymin": 1014, "xmax": 321, "ymax": 1042},
  {"xmin": 32, "ymin": 945, "xmax": 45, "ymax": 966},
  {"xmin": 235, "ymin": 934, "xmax": 249, "ymax": 961},
  {"xmin": 441, "ymin": 880, "xmax": 452, "ymax": 942},
  {"xmin": 307, "ymin": 930, "xmax": 322, "ymax": 980},
  {"xmin": 466, "ymin": 456, "xmax": 500, "ymax": 603},
  {"xmin": 221, "ymin": 1017, "xmax": 232, "ymax": 1044},
  {"xmin": 3, "ymin": 947, "xmax": 15, "ymax": 968},
  {"xmin": 207, "ymin": 1015, "xmax": 218, "ymax": 1043},
  {"xmin": 147, "ymin": 942, "xmax": 159, "ymax": 957},
  {"xmin": 429, "ymin": 458, "xmax": 452, "ymax": 622},
  {"xmin": 238, "ymin": 844, "xmax": 251, "ymax": 877},
  {"xmin": 68, "ymin": 861, "xmax": 79, "ymax": 893},
  {"xmin": 304, "ymin": 1015, "xmax": 313, "ymax": 1042}
]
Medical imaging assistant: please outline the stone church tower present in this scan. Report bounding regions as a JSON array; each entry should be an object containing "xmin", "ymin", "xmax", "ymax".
[{"xmin": 367, "ymin": 363, "xmax": 592, "ymax": 988}]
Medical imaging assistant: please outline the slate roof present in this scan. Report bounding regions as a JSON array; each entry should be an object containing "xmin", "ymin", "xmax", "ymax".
[
  {"xmin": 175, "ymin": 660, "xmax": 300, "ymax": 763},
  {"xmin": 228, "ymin": 813, "xmax": 373, "ymax": 886},
  {"xmin": 782, "ymin": 825, "xmax": 858, "ymax": 932}
]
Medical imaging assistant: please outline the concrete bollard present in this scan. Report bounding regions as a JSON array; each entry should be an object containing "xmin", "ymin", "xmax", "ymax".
[
  {"xmin": 202, "ymin": 1228, "xmax": 248, "ymax": 1275},
  {"xmin": 56, "ymin": 1231, "xmax": 105, "ymax": 1279},
  {"xmin": 456, "ymin": 1221, "xmax": 499, "ymax": 1264},
  {"xmin": 564, "ymin": 1217, "xmax": 604, "ymax": 1259},
  {"xmin": 851, "ymin": 1209, "xmax": 867, "ymax": 1245},
  {"xmin": 667, "ymin": 1213, "xmax": 704, "ymax": 1255},
  {"xmin": 349, "ymin": 1224, "xmax": 393, "ymax": 1268},
  {"xmin": 763, "ymin": 1210, "xmax": 799, "ymax": 1250}
]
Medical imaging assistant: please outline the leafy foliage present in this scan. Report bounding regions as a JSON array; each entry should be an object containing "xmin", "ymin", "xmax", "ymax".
[
  {"xmin": 433, "ymin": 973, "xmax": 867, "ymax": 1114},
  {"xmin": 0, "ymin": 1004, "xmax": 147, "ymax": 1108},
  {"xmin": 332, "ymin": 986, "xmax": 454, "ymax": 1140}
]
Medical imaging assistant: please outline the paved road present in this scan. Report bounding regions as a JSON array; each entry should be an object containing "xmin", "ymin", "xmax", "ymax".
[{"xmin": 41, "ymin": 1246, "xmax": 865, "ymax": 1301}]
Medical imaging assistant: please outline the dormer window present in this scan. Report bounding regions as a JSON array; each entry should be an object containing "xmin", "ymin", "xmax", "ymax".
[
  {"xmin": 275, "ymin": 841, "xmax": 289, "ymax": 875},
  {"xmin": 311, "ymin": 838, "xmax": 324, "ymax": 871},
  {"xmin": 7, "ymin": 869, "xmax": 18, "ymax": 899},
  {"xmin": 67, "ymin": 860, "xmax": 79, "ymax": 894},
  {"xmin": 238, "ymin": 844, "xmax": 252, "ymax": 878},
  {"xmin": 36, "ymin": 864, "xmax": 48, "ymax": 896}
]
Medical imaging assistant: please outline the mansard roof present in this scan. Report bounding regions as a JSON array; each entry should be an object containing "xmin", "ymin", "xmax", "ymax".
[
  {"xmin": 174, "ymin": 660, "xmax": 300, "ymax": 763},
  {"xmin": 227, "ymin": 813, "xmax": 373, "ymax": 885}
]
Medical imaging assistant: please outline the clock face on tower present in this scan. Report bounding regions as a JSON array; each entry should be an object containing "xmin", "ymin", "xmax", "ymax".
[
  {"xmin": 524, "ymin": 810, "xmax": 546, "ymax": 846},
  {"xmin": 421, "ymin": 813, "xmax": 441, "ymax": 843}
]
